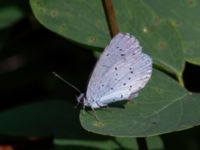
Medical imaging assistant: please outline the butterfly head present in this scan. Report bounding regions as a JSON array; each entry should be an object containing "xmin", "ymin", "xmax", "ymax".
[
  {"xmin": 77, "ymin": 93, "xmax": 90, "ymax": 106},
  {"xmin": 77, "ymin": 93, "xmax": 85, "ymax": 103}
]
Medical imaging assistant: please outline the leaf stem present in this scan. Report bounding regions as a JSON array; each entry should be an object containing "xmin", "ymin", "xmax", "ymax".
[
  {"xmin": 136, "ymin": 137, "xmax": 148, "ymax": 150},
  {"xmin": 102, "ymin": 0, "xmax": 119, "ymax": 37},
  {"xmin": 177, "ymin": 73, "xmax": 184, "ymax": 87}
]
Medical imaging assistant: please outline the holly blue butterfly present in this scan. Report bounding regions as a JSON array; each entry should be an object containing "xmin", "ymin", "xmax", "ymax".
[{"xmin": 77, "ymin": 33, "xmax": 152, "ymax": 109}]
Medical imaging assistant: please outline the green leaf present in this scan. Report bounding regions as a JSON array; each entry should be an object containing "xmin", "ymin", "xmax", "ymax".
[
  {"xmin": 0, "ymin": 100, "xmax": 82, "ymax": 137},
  {"xmin": 143, "ymin": 0, "xmax": 200, "ymax": 65},
  {"xmin": 30, "ymin": 0, "xmax": 184, "ymax": 75},
  {"xmin": 80, "ymin": 69, "xmax": 200, "ymax": 137},
  {"xmin": 0, "ymin": 5, "xmax": 23, "ymax": 29},
  {"xmin": 54, "ymin": 136, "xmax": 164, "ymax": 150},
  {"xmin": 54, "ymin": 138, "xmax": 139, "ymax": 150},
  {"xmin": 30, "ymin": 0, "xmax": 110, "ymax": 47},
  {"xmin": 113, "ymin": 1, "xmax": 184, "ymax": 75},
  {"xmin": 184, "ymin": 46, "xmax": 200, "ymax": 65}
]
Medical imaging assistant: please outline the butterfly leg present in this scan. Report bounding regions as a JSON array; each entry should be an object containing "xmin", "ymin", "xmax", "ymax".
[
  {"xmin": 128, "ymin": 93, "xmax": 138, "ymax": 101},
  {"xmin": 127, "ymin": 93, "xmax": 138, "ymax": 105},
  {"xmin": 74, "ymin": 97, "xmax": 80, "ymax": 109},
  {"xmin": 91, "ymin": 107, "xmax": 100, "ymax": 121},
  {"xmin": 79, "ymin": 104, "xmax": 86, "ymax": 115}
]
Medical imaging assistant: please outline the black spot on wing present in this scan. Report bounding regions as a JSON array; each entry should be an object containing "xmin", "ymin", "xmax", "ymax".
[{"xmin": 129, "ymin": 85, "xmax": 132, "ymax": 91}]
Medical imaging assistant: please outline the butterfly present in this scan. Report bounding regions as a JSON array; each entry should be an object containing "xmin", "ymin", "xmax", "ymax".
[{"xmin": 77, "ymin": 33, "xmax": 152, "ymax": 109}]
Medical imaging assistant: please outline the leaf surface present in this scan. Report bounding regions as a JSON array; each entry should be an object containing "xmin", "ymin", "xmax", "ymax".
[{"xmin": 80, "ymin": 69, "xmax": 200, "ymax": 137}]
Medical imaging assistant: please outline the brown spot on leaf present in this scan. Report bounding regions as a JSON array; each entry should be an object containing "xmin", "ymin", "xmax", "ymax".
[
  {"xmin": 89, "ymin": 36, "xmax": 97, "ymax": 44},
  {"xmin": 188, "ymin": 0, "xmax": 196, "ymax": 6},
  {"xmin": 50, "ymin": 10, "xmax": 58, "ymax": 17},
  {"xmin": 158, "ymin": 42, "xmax": 166, "ymax": 49}
]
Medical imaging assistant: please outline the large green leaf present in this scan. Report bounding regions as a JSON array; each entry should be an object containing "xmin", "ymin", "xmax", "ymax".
[
  {"xmin": 143, "ymin": 0, "xmax": 200, "ymax": 65},
  {"xmin": 0, "ymin": 5, "xmax": 23, "ymax": 29},
  {"xmin": 80, "ymin": 69, "xmax": 200, "ymax": 137},
  {"xmin": 0, "ymin": 100, "xmax": 82, "ymax": 137},
  {"xmin": 54, "ymin": 136, "xmax": 164, "ymax": 150},
  {"xmin": 30, "ymin": 0, "xmax": 184, "ymax": 75}
]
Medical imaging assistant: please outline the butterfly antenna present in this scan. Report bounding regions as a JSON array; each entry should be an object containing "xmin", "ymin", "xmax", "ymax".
[{"xmin": 52, "ymin": 72, "xmax": 81, "ymax": 94}]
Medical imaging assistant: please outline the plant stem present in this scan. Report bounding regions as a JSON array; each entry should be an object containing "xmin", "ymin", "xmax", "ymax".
[
  {"xmin": 102, "ymin": 1, "xmax": 148, "ymax": 150},
  {"xmin": 102, "ymin": 0, "xmax": 119, "ymax": 37},
  {"xmin": 136, "ymin": 137, "xmax": 148, "ymax": 150}
]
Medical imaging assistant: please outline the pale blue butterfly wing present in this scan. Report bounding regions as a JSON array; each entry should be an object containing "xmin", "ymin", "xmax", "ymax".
[
  {"xmin": 99, "ymin": 53, "xmax": 152, "ymax": 104},
  {"xmin": 84, "ymin": 33, "xmax": 152, "ymax": 108}
]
